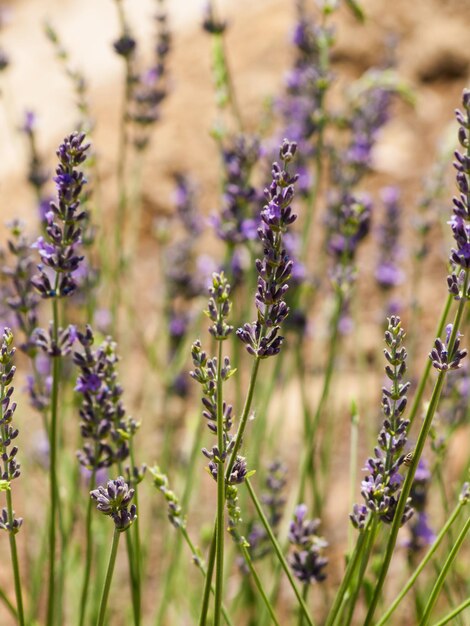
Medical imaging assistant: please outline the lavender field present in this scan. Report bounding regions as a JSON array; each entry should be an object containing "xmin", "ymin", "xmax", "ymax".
[{"xmin": 0, "ymin": 0, "xmax": 469, "ymax": 625}]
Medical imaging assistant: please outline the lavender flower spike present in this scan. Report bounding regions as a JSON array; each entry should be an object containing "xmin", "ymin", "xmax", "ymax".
[
  {"xmin": 31, "ymin": 131, "xmax": 90, "ymax": 299},
  {"xmin": 0, "ymin": 328, "xmax": 23, "ymax": 533},
  {"xmin": 288, "ymin": 504, "xmax": 328, "ymax": 584},
  {"xmin": 447, "ymin": 89, "xmax": 470, "ymax": 300},
  {"xmin": 91, "ymin": 476, "xmax": 136, "ymax": 532},
  {"xmin": 237, "ymin": 139, "xmax": 298, "ymax": 358},
  {"xmin": 351, "ymin": 316, "xmax": 413, "ymax": 528}
]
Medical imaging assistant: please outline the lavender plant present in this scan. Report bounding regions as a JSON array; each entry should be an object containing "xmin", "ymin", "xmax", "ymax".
[{"xmin": 0, "ymin": 329, "xmax": 25, "ymax": 626}]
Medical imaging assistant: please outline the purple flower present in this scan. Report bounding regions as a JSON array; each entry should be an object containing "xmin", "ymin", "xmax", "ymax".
[
  {"xmin": 447, "ymin": 90, "xmax": 470, "ymax": 298},
  {"xmin": 351, "ymin": 317, "xmax": 413, "ymax": 528},
  {"xmin": 91, "ymin": 476, "xmax": 137, "ymax": 532},
  {"xmin": 288, "ymin": 504, "xmax": 328, "ymax": 585},
  {"xmin": 73, "ymin": 326, "xmax": 135, "ymax": 472},
  {"xmin": 237, "ymin": 139, "xmax": 298, "ymax": 359},
  {"xmin": 405, "ymin": 513, "xmax": 435, "ymax": 552},
  {"xmin": 211, "ymin": 135, "xmax": 261, "ymax": 245},
  {"xmin": 375, "ymin": 187, "xmax": 403, "ymax": 290},
  {"xmin": 31, "ymin": 132, "xmax": 90, "ymax": 299}
]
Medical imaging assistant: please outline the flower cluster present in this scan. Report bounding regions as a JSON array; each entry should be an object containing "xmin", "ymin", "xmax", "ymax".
[
  {"xmin": 90, "ymin": 476, "xmax": 136, "ymax": 532},
  {"xmin": 274, "ymin": 3, "xmax": 332, "ymax": 196},
  {"xmin": 405, "ymin": 460, "xmax": 435, "ymax": 552},
  {"xmin": 190, "ymin": 273, "xmax": 249, "ymax": 484},
  {"xmin": 210, "ymin": 135, "xmax": 261, "ymax": 245},
  {"xmin": 73, "ymin": 326, "xmax": 135, "ymax": 471},
  {"xmin": 202, "ymin": 2, "xmax": 226, "ymax": 34},
  {"xmin": 288, "ymin": 504, "xmax": 328, "ymax": 585},
  {"xmin": 429, "ymin": 324, "xmax": 467, "ymax": 372},
  {"xmin": 149, "ymin": 466, "xmax": 184, "ymax": 528},
  {"xmin": 0, "ymin": 329, "xmax": 22, "ymax": 534},
  {"xmin": 20, "ymin": 111, "xmax": 49, "ymax": 200},
  {"xmin": 245, "ymin": 460, "xmax": 287, "ymax": 565},
  {"xmin": 375, "ymin": 187, "xmax": 403, "ymax": 291},
  {"xmin": 113, "ymin": 1, "xmax": 171, "ymax": 151},
  {"xmin": 33, "ymin": 323, "xmax": 77, "ymax": 358},
  {"xmin": 226, "ymin": 484, "xmax": 248, "ymax": 547},
  {"xmin": 447, "ymin": 89, "xmax": 470, "ymax": 299},
  {"xmin": 327, "ymin": 192, "xmax": 372, "ymax": 304},
  {"xmin": 351, "ymin": 316, "xmax": 413, "ymax": 527},
  {"xmin": 1, "ymin": 221, "xmax": 40, "ymax": 356},
  {"xmin": 31, "ymin": 132, "xmax": 90, "ymax": 299},
  {"xmin": 237, "ymin": 139, "xmax": 298, "ymax": 358}
]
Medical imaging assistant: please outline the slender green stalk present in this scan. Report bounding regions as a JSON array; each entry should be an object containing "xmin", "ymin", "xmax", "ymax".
[
  {"xmin": 364, "ymin": 278, "xmax": 468, "ymax": 626},
  {"xmin": 96, "ymin": 528, "xmax": 121, "ymax": 626},
  {"xmin": 0, "ymin": 370, "xmax": 25, "ymax": 626},
  {"xmin": 155, "ymin": 418, "xmax": 205, "ymax": 625},
  {"xmin": 239, "ymin": 544, "xmax": 282, "ymax": 626},
  {"xmin": 245, "ymin": 478, "xmax": 315, "ymax": 626},
  {"xmin": 112, "ymin": 0, "xmax": 133, "ymax": 330},
  {"xmin": 47, "ymin": 295, "xmax": 60, "ymax": 626},
  {"xmin": 431, "ymin": 596, "xmax": 470, "ymax": 626},
  {"xmin": 300, "ymin": 10, "xmax": 330, "ymax": 259},
  {"xmin": 298, "ymin": 584, "xmax": 309, "ymax": 626},
  {"xmin": 130, "ymin": 444, "xmax": 142, "ymax": 625},
  {"xmin": 342, "ymin": 516, "xmax": 379, "ymax": 626},
  {"xmin": 5, "ymin": 486, "xmax": 25, "ymax": 626},
  {"xmin": 0, "ymin": 586, "xmax": 17, "ymax": 620},
  {"xmin": 118, "ymin": 461, "xmax": 139, "ymax": 626},
  {"xmin": 199, "ymin": 356, "xmax": 261, "ymax": 626},
  {"xmin": 377, "ymin": 500, "xmax": 464, "ymax": 625},
  {"xmin": 180, "ymin": 527, "xmax": 234, "ymax": 626},
  {"xmin": 298, "ymin": 290, "xmax": 343, "ymax": 505},
  {"xmin": 323, "ymin": 519, "xmax": 370, "ymax": 626},
  {"xmin": 226, "ymin": 357, "xmax": 260, "ymax": 476},
  {"xmin": 407, "ymin": 294, "xmax": 452, "ymax": 428},
  {"xmin": 348, "ymin": 402, "xmax": 359, "ymax": 555},
  {"xmin": 419, "ymin": 516, "xmax": 470, "ymax": 626},
  {"xmin": 215, "ymin": 341, "xmax": 225, "ymax": 626},
  {"xmin": 198, "ymin": 521, "xmax": 217, "ymax": 626},
  {"xmin": 78, "ymin": 469, "xmax": 97, "ymax": 626}
]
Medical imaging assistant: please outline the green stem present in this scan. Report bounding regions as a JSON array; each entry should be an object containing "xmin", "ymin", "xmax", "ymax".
[
  {"xmin": 245, "ymin": 478, "xmax": 315, "ymax": 626},
  {"xmin": 407, "ymin": 293, "xmax": 452, "ymax": 428},
  {"xmin": 78, "ymin": 470, "xmax": 97, "ymax": 626},
  {"xmin": 226, "ymin": 357, "xmax": 260, "ymax": 476},
  {"xmin": 112, "ymin": 0, "xmax": 132, "ymax": 331},
  {"xmin": 298, "ymin": 290, "xmax": 343, "ymax": 505},
  {"xmin": 342, "ymin": 516, "xmax": 379, "ymax": 626},
  {"xmin": 118, "ymin": 461, "xmax": 139, "ymax": 626},
  {"xmin": 47, "ymin": 296, "xmax": 60, "ymax": 626},
  {"xmin": 5, "ymin": 489, "xmax": 25, "ymax": 626},
  {"xmin": 419, "ymin": 516, "xmax": 470, "ymax": 626},
  {"xmin": 348, "ymin": 402, "xmax": 359, "ymax": 555},
  {"xmin": 239, "ymin": 544, "xmax": 282, "ymax": 626},
  {"xmin": 181, "ymin": 527, "xmax": 234, "ymax": 626},
  {"xmin": 198, "ymin": 521, "xmax": 217, "ymax": 626},
  {"xmin": 377, "ymin": 501, "xmax": 464, "ymax": 625},
  {"xmin": 199, "ymin": 356, "xmax": 261, "ymax": 626},
  {"xmin": 96, "ymin": 528, "xmax": 121, "ymax": 626},
  {"xmin": 364, "ymin": 292, "xmax": 468, "ymax": 626},
  {"xmin": 298, "ymin": 585, "xmax": 309, "ymax": 626},
  {"xmin": 0, "ymin": 372, "xmax": 24, "ymax": 626},
  {"xmin": 431, "ymin": 596, "xmax": 470, "ymax": 626},
  {"xmin": 323, "ymin": 519, "xmax": 370, "ymax": 626},
  {"xmin": 155, "ymin": 418, "xmax": 205, "ymax": 625},
  {"xmin": 215, "ymin": 341, "xmax": 225, "ymax": 626},
  {"xmin": 130, "ymin": 444, "xmax": 142, "ymax": 625},
  {"xmin": 0, "ymin": 586, "xmax": 17, "ymax": 620}
]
